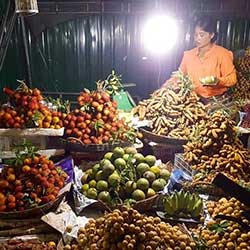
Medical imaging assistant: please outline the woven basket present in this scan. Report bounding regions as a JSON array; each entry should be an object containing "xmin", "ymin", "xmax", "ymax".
[
  {"xmin": 139, "ymin": 127, "xmax": 187, "ymax": 146},
  {"xmin": 0, "ymin": 192, "xmax": 66, "ymax": 219},
  {"xmin": 132, "ymin": 194, "xmax": 160, "ymax": 212}
]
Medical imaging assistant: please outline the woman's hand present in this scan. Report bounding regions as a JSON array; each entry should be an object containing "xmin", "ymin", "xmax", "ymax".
[{"xmin": 200, "ymin": 76, "xmax": 218, "ymax": 86}]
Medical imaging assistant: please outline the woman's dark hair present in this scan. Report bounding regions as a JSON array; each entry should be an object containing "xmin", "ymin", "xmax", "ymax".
[{"xmin": 194, "ymin": 16, "xmax": 218, "ymax": 43}]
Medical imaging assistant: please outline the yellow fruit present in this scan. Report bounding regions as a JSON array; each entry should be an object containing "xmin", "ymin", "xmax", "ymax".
[
  {"xmin": 48, "ymin": 241, "xmax": 56, "ymax": 247},
  {"xmin": 226, "ymin": 242, "xmax": 234, "ymax": 250},
  {"xmin": 89, "ymin": 180, "xmax": 97, "ymax": 188},
  {"xmin": 82, "ymin": 184, "xmax": 89, "ymax": 192},
  {"xmin": 52, "ymin": 116, "xmax": 60, "ymax": 124},
  {"xmin": 150, "ymin": 166, "xmax": 161, "ymax": 175}
]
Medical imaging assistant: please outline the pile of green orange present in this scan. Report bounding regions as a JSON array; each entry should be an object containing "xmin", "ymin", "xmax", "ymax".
[{"xmin": 81, "ymin": 147, "xmax": 171, "ymax": 206}]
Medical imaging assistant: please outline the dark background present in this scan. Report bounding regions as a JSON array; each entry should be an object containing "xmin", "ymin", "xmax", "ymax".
[{"xmin": 0, "ymin": 0, "xmax": 250, "ymax": 101}]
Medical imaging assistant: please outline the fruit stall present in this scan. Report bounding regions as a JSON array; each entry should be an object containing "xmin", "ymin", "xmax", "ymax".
[{"xmin": 1, "ymin": 0, "xmax": 250, "ymax": 249}]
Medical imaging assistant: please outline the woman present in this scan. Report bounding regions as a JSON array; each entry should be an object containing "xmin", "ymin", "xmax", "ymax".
[{"xmin": 165, "ymin": 17, "xmax": 237, "ymax": 101}]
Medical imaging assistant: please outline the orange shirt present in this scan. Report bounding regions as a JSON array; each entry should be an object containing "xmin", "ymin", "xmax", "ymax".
[{"xmin": 179, "ymin": 44, "xmax": 237, "ymax": 98}]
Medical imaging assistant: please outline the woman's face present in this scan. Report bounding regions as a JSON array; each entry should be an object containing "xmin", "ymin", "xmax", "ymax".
[{"xmin": 194, "ymin": 26, "xmax": 214, "ymax": 48}]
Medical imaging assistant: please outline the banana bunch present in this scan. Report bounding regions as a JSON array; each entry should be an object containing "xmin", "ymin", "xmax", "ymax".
[
  {"xmin": 132, "ymin": 71, "xmax": 207, "ymax": 139},
  {"xmin": 163, "ymin": 190, "xmax": 203, "ymax": 219}
]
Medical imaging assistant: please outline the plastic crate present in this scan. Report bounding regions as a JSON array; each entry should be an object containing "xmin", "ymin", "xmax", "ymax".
[{"xmin": 174, "ymin": 153, "xmax": 193, "ymax": 176}]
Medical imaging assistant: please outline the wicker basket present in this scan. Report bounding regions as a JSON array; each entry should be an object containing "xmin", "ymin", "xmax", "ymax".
[
  {"xmin": 132, "ymin": 194, "xmax": 160, "ymax": 212},
  {"xmin": 0, "ymin": 192, "xmax": 66, "ymax": 219},
  {"xmin": 139, "ymin": 127, "xmax": 187, "ymax": 146}
]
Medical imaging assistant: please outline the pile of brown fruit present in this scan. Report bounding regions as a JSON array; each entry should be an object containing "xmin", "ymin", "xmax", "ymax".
[
  {"xmin": 233, "ymin": 47, "xmax": 250, "ymax": 100},
  {"xmin": 65, "ymin": 207, "xmax": 196, "ymax": 250},
  {"xmin": 183, "ymin": 111, "xmax": 250, "ymax": 184},
  {"xmin": 240, "ymin": 103, "xmax": 250, "ymax": 128},
  {"xmin": 192, "ymin": 197, "xmax": 250, "ymax": 249},
  {"xmin": 132, "ymin": 71, "xmax": 207, "ymax": 139},
  {"xmin": 0, "ymin": 239, "xmax": 56, "ymax": 250}
]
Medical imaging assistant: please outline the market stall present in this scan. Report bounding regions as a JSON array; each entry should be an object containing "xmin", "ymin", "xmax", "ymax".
[{"xmin": 1, "ymin": 0, "xmax": 250, "ymax": 249}]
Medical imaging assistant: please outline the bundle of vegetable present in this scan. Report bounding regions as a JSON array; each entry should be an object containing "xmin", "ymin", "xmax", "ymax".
[
  {"xmin": 233, "ymin": 47, "xmax": 250, "ymax": 100},
  {"xmin": 68, "ymin": 207, "xmax": 196, "ymax": 250},
  {"xmin": 132, "ymin": 71, "xmax": 207, "ymax": 139},
  {"xmin": 183, "ymin": 111, "xmax": 250, "ymax": 184}
]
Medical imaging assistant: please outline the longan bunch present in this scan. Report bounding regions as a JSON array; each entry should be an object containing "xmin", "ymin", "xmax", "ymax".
[
  {"xmin": 73, "ymin": 207, "xmax": 196, "ymax": 250},
  {"xmin": 192, "ymin": 197, "xmax": 250, "ymax": 249},
  {"xmin": 194, "ymin": 221, "xmax": 250, "ymax": 249},
  {"xmin": 207, "ymin": 197, "xmax": 250, "ymax": 222}
]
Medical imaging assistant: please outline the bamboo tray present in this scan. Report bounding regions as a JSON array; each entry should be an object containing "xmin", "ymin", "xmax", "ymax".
[{"xmin": 139, "ymin": 127, "xmax": 187, "ymax": 146}]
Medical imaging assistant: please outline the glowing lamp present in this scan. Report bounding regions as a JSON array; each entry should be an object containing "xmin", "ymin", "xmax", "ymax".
[{"xmin": 142, "ymin": 15, "xmax": 178, "ymax": 54}]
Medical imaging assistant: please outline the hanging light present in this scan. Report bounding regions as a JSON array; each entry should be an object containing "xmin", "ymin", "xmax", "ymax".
[
  {"xmin": 15, "ymin": 0, "xmax": 39, "ymax": 15},
  {"xmin": 142, "ymin": 15, "xmax": 178, "ymax": 55}
]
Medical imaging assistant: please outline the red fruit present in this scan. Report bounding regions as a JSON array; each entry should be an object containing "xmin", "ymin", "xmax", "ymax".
[
  {"xmin": 3, "ymin": 112, "xmax": 12, "ymax": 120},
  {"xmin": 30, "ymin": 168, "xmax": 39, "ymax": 175},
  {"xmin": 85, "ymin": 113, "xmax": 92, "ymax": 120},
  {"xmin": 42, "ymin": 164, "xmax": 49, "ymax": 170},
  {"xmin": 30, "ymin": 193, "xmax": 37, "ymax": 200},
  {"xmin": 41, "ymin": 181, "xmax": 50, "ymax": 188},
  {"xmin": 33, "ymin": 88, "xmax": 41, "ymax": 96},
  {"xmin": 0, "ymin": 205, "xmax": 6, "ymax": 211},
  {"xmin": 69, "ymin": 121, "xmax": 76, "ymax": 129},
  {"xmin": 103, "ymin": 135, "xmax": 110, "ymax": 143},
  {"xmin": 26, "ymin": 182, "xmax": 33, "ymax": 188},
  {"xmin": 8, "ymin": 202, "xmax": 16, "ymax": 209},
  {"xmin": 48, "ymin": 177, "xmax": 55, "ymax": 184},
  {"xmin": 36, "ymin": 186, "xmax": 43, "ymax": 195},
  {"xmin": 7, "ymin": 195, "xmax": 16, "ymax": 203},
  {"xmin": 57, "ymin": 180, "xmax": 64, "ymax": 189},
  {"xmin": 83, "ymin": 139, "xmax": 91, "ymax": 145},
  {"xmin": 76, "ymin": 116, "xmax": 84, "ymax": 123},
  {"xmin": 3, "ymin": 87, "xmax": 14, "ymax": 96},
  {"xmin": 94, "ymin": 92, "xmax": 102, "ymax": 101},
  {"xmin": 48, "ymin": 194, "xmax": 56, "ymax": 201},
  {"xmin": 7, "ymin": 167, "xmax": 15, "ymax": 175},
  {"xmin": 15, "ymin": 185, "xmax": 23, "ymax": 193},
  {"xmin": 41, "ymin": 196, "xmax": 49, "ymax": 203},
  {"xmin": 65, "ymin": 129, "xmax": 72, "ymax": 135},
  {"xmin": 13, "ymin": 123, "xmax": 21, "ymax": 128},
  {"xmin": 15, "ymin": 192, "xmax": 24, "ymax": 200}
]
